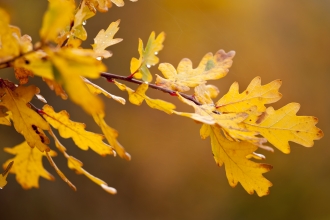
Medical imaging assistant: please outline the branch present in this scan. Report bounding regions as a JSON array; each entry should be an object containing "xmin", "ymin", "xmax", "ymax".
[{"xmin": 100, "ymin": 72, "xmax": 202, "ymax": 105}]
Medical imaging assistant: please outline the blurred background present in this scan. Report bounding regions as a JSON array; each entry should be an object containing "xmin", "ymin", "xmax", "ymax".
[{"xmin": 0, "ymin": 0, "xmax": 329, "ymax": 219}]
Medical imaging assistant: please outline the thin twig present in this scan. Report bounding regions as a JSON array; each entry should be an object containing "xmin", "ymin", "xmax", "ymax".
[{"xmin": 100, "ymin": 72, "xmax": 202, "ymax": 105}]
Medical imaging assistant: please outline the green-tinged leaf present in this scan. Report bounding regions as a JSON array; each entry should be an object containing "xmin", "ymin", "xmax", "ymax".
[{"xmin": 156, "ymin": 50, "xmax": 235, "ymax": 92}]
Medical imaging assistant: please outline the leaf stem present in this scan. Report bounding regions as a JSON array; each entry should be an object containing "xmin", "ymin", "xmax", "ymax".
[{"xmin": 100, "ymin": 72, "xmax": 202, "ymax": 105}]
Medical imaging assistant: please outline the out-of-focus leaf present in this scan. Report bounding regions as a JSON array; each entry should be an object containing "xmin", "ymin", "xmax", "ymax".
[{"xmin": 40, "ymin": 0, "xmax": 75, "ymax": 43}]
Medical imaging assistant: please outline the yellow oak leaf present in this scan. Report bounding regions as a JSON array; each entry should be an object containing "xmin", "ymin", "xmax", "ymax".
[
  {"xmin": 42, "ymin": 104, "xmax": 115, "ymax": 156},
  {"xmin": 0, "ymin": 108, "xmax": 11, "ymax": 126},
  {"xmin": 202, "ymin": 124, "xmax": 273, "ymax": 197},
  {"xmin": 174, "ymin": 84, "xmax": 264, "ymax": 144},
  {"xmin": 49, "ymin": 129, "xmax": 117, "ymax": 193},
  {"xmin": 93, "ymin": 113, "xmax": 131, "ymax": 160},
  {"xmin": 40, "ymin": 0, "xmax": 75, "ymax": 43},
  {"xmin": 3, "ymin": 141, "xmax": 57, "ymax": 189},
  {"xmin": 114, "ymin": 81, "xmax": 176, "ymax": 114},
  {"xmin": 9, "ymin": 25, "xmax": 33, "ymax": 54},
  {"xmin": 92, "ymin": 20, "xmax": 123, "ymax": 59},
  {"xmin": 0, "ymin": 161, "xmax": 13, "ymax": 189},
  {"xmin": 0, "ymin": 7, "xmax": 20, "ymax": 62},
  {"xmin": 216, "ymin": 77, "xmax": 282, "ymax": 113},
  {"xmin": 49, "ymin": 48, "xmax": 106, "ymax": 115},
  {"xmin": 0, "ymin": 80, "xmax": 50, "ymax": 152},
  {"xmin": 84, "ymin": 78, "xmax": 125, "ymax": 104},
  {"xmin": 156, "ymin": 50, "xmax": 235, "ymax": 92},
  {"xmin": 71, "ymin": 0, "xmax": 96, "ymax": 42},
  {"xmin": 14, "ymin": 51, "xmax": 54, "ymax": 80},
  {"xmin": 89, "ymin": 0, "xmax": 112, "ymax": 12},
  {"xmin": 130, "ymin": 32, "xmax": 165, "ymax": 82},
  {"xmin": 244, "ymin": 103, "xmax": 324, "ymax": 154}
]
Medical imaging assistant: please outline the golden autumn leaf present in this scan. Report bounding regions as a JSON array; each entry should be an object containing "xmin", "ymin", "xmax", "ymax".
[
  {"xmin": 216, "ymin": 77, "xmax": 282, "ymax": 113},
  {"xmin": 244, "ymin": 103, "xmax": 324, "ymax": 154},
  {"xmin": 93, "ymin": 113, "xmax": 130, "ymax": 160},
  {"xmin": 14, "ymin": 51, "xmax": 54, "ymax": 80},
  {"xmin": 49, "ymin": 129, "xmax": 117, "ymax": 193},
  {"xmin": 156, "ymin": 50, "xmax": 235, "ymax": 92},
  {"xmin": 42, "ymin": 104, "xmax": 115, "ymax": 156},
  {"xmin": 114, "ymin": 81, "xmax": 176, "ymax": 114},
  {"xmin": 49, "ymin": 48, "xmax": 106, "ymax": 115},
  {"xmin": 0, "ymin": 80, "xmax": 50, "ymax": 152},
  {"xmin": 71, "ymin": 0, "xmax": 96, "ymax": 42},
  {"xmin": 0, "ymin": 7, "xmax": 20, "ymax": 62},
  {"xmin": 92, "ymin": 20, "xmax": 123, "ymax": 59},
  {"xmin": 201, "ymin": 124, "xmax": 273, "ymax": 197},
  {"xmin": 89, "ymin": 0, "xmax": 112, "ymax": 12},
  {"xmin": 130, "ymin": 32, "xmax": 165, "ymax": 82},
  {"xmin": 40, "ymin": 0, "xmax": 75, "ymax": 43},
  {"xmin": 0, "ymin": 161, "xmax": 13, "ymax": 189},
  {"xmin": 174, "ymin": 84, "xmax": 255, "ymax": 140},
  {"xmin": 84, "ymin": 78, "xmax": 125, "ymax": 104},
  {"xmin": 3, "ymin": 141, "xmax": 57, "ymax": 189}
]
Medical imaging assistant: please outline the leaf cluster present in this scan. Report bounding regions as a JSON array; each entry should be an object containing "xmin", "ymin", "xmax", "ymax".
[{"xmin": 0, "ymin": 0, "xmax": 323, "ymax": 197}]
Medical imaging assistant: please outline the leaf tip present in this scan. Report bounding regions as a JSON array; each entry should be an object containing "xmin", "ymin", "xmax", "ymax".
[{"xmin": 101, "ymin": 184, "xmax": 117, "ymax": 194}]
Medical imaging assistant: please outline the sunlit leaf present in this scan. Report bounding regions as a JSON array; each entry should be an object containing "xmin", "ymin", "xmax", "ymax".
[
  {"xmin": 3, "ymin": 142, "xmax": 56, "ymax": 189},
  {"xmin": 42, "ymin": 104, "xmax": 114, "ymax": 156},
  {"xmin": 156, "ymin": 50, "xmax": 235, "ymax": 92},
  {"xmin": 0, "ymin": 80, "xmax": 50, "ymax": 152}
]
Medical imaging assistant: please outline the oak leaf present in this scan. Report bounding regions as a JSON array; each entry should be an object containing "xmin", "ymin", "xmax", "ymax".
[
  {"xmin": 42, "ymin": 104, "xmax": 115, "ymax": 156},
  {"xmin": 130, "ymin": 32, "xmax": 165, "ymax": 82},
  {"xmin": 0, "ymin": 80, "xmax": 50, "ymax": 152},
  {"xmin": 0, "ymin": 8, "xmax": 20, "ymax": 62},
  {"xmin": 114, "ymin": 81, "xmax": 176, "ymax": 114},
  {"xmin": 49, "ymin": 48, "xmax": 106, "ymax": 115},
  {"xmin": 3, "ymin": 141, "xmax": 57, "ymax": 189},
  {"xmin": 40, "ymin": 0, "xmax": 75, "ymax": 43},
  {"xmin": 244, "ymin": 103, "xmax": 324, "ymax": 154},
  {"xmin": 216, "ymin": 76, "xmax": 282, "ymax": 113},
  {"xmin": 156, "ymin": 50, "xmax": 235, "ymax": 92},
  {"xmin": 201, "ymin": 124, "xmax": 273, "ymax": 197},
  {"xmin": 92, "ymin": 20, "xmax": 123, "ymax": 59}
]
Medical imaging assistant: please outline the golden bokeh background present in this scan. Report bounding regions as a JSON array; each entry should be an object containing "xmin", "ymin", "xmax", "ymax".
[{"xmin": 0, "ymin": 0, "xmax": 329, "ymax": 219}]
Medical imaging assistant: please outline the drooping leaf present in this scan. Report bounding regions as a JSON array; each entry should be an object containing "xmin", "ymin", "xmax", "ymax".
[
  {"xmin": 130, "ymin": 32, "xmax": 165, "ymax": 82},
  {"xmin": 42, "ymin": 104, "xmax": 114, "ymax": 156},
  {"xmin": 0, "ymin": 7, "xmax": 20, "ymax": 62},
  {"xmin": 244, "ymin": 103, "xmax": 324, "ymax": 154},
  {"xmin": 49, "ymin": 129, "xmax": 117, "ymax": 193},
  {"xmin": 0, "ymin": 161, "xmax": 14, "ymax": 189},
  {"xmin": 216, "ymin": 77, "xmax": 282, "ymax": 113},
  {"xmin": 114, "ymin": 81, "xmax": 176, "ymax": 114},
  {"xmin": 40, "ymin": 0, "xmax": 75, "ymax": 43},
  {"xmin": 93, "ymin": 113, "xmax": 130, "ymax": 160},
  {"xmin": 156, "ymin": 50, "xmax": 235, "ymax": 92},
  {"xmin": 202, "ymin": 124, "xmax": 273, "ymax": 197},
  {"xmin": 84, "ymin": 78, "xmax": 125, "ymax": 104},
  {"xmin": 49, "ymin": 48, "xmax": 106, "ymax": 115},
  {"xmin": 3, "ymin": 141, "xmax": 57, "ymax": 189},
  {"xmin": 0, "ymin": 80, "xmax": 50, "ymax": 152},
  {"xmin": 92, "ymin": 20, "xmax": 123, "ymax": 59}
]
